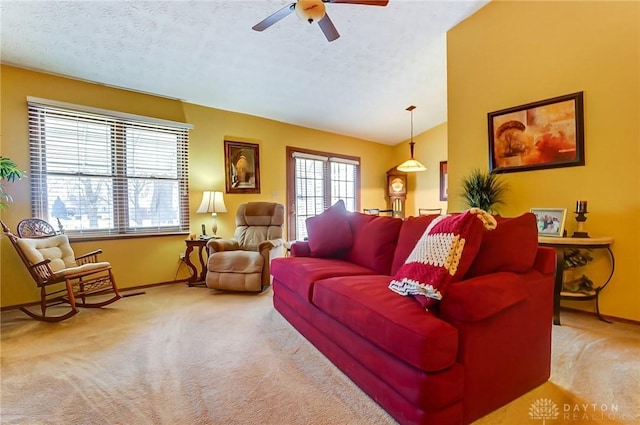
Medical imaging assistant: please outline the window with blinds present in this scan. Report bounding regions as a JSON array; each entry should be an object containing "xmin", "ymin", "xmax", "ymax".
[
  {"xmin": 27, "ymin": 97, "xmax": 192, "ymax": 236},
  {"xmin": 287, "ymin": 147, "xmax": 360, "ymax": 241}
]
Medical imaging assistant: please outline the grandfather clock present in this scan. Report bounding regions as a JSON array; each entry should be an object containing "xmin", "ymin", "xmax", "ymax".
[{"xmin": 386, "ymin": 167, "xmax": 407, "ymax": 218}]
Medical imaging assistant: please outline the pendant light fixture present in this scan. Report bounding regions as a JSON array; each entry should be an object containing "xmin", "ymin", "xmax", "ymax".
[{"xmin": 397, "ymin": 105, "xmax": 427, "ymax": 172}]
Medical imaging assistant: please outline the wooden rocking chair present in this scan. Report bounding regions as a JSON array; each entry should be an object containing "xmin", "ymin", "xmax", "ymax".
[{"xmin": 1, "ymin": 220, "xmax": 122, "ymax": 322}]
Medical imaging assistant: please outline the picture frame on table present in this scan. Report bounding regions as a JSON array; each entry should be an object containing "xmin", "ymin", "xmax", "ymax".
[
  {"xmin": 439, "ymin": 161, "xmax": 448, "ymax": 201},
  {"xmin": 224, "ymin": 140, "xmax": 260, "ymax": 194},
  {"xmin": 488, "ymin": 92, "xmax": 585, "ymax": 174},
  {"xmin": 530, "ymin": 208, "xmax": 567, "ymax": 237}
]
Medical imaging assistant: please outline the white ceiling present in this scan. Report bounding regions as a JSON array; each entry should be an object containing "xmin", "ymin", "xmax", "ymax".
[{"xmin": 0, "ymin": 0, "xmax": 487, "ymax": 145}]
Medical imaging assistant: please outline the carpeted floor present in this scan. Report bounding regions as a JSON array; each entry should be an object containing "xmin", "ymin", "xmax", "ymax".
[{"xmin": 1, "ymin": 284, "xmax": 638, "ymax": 424}]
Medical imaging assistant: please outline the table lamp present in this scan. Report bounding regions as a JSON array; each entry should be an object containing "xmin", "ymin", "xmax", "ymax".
[{"xmin": 196, "ymin": 190, "xmax": 227, "ymax": 236}]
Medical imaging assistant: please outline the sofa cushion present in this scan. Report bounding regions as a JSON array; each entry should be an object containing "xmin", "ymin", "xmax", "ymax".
[
  {"xmin": 270, "ymin": 256, "xmax": 377, "ymax": 302},
  {"xmin": 312, "ymin": 275, "xmax": 459, "ymax": 372},
  {"xmin": 344, "ymin": 213, "xmax": 403, "ymax": 275},
  {"xmin": 391, "ymin": 214, "xmax": 440, "ymax": 275},
  {"xmin": 389, "ymin": 209, "xmax": 497, "ymax": 309},
  {"xmin": 306, "ymin": 200, "xmax": 353, "ymax": 257},
  {"xmin": 465, "ymin": 213, "xmax": 539, "ymax": 278}
]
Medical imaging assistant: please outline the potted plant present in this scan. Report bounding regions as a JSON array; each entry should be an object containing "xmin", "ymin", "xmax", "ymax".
[
  {"xmin": 460, "ymin": 168, "xmax": 508, "ymax": 214},
  {"xmin": 0, "ymin": 156, "xmax": 25, "ymax": 210}
]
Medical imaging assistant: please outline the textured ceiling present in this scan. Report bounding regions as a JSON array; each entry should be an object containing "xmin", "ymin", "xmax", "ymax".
[{"xmin": 0, "ymin": 0, "xmax": 487, "ymax": 145}]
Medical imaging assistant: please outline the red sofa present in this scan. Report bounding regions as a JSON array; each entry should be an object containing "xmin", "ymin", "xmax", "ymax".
[{"xmin": 270, "ymin": 207, "xmax": 556, "ymax": 424}]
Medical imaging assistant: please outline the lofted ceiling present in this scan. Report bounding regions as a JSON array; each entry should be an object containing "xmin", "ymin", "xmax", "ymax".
[{"xmin": 0, "ymin": 0, "xmax": 488, "ymax": 145}]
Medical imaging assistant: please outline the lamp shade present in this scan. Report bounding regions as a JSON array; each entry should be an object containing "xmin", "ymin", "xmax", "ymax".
[
  {"xmin": 196, "ymin": 191, "xmax": 227, "ymax": 236},
  {"xmin": 196, "ymin": 191, "xmax": 227, "ymax": 214},
  {"xmin": 397, "ymin": 157, "xmax": 427, "ymax": 173}
]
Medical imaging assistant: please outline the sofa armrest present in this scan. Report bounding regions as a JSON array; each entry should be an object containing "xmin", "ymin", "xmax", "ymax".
[
  {"xmin": 207, "ymin": 238, "xmax": 240, "ymax": 253},
  {"xmin": 439, "ymin": 273, "xmax": 528, "ymax": 322},
  {"xmin": 534, "ymin": 246, "xmax": 556, "ymax": 275},
  {"xmin": 290, "ymin": 241, "xmax": 311, "ymax": 257}
]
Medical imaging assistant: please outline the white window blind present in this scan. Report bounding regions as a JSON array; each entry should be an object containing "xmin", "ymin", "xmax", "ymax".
[{"xmin": 27, "ymin": 98, "xmax": 191, "ymax": 236}]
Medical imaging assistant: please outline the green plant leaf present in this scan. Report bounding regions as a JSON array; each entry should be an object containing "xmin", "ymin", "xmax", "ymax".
[
  {"xmin": 0, "ymin": 156, "xmax": 25, "ymax": 182},
  {"xmin": 0, "ymin": 157, "xmax": 26, "ymax": 210},
  {"xmin": 460, "ymin": 168, "xmax": 508, "ymax": 213}
]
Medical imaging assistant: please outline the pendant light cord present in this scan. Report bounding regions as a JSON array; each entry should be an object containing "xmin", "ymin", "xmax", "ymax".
[
  {"xmin": 406, "ymin": 105, "xmax": 416, "ymax": 159},
  {"xmin": 411, "ymin": 107, "xmax": 414, "ymax": 142}
]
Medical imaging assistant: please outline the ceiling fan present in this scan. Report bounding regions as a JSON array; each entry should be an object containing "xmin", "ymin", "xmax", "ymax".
[{"xmin": 252, "ymin": 0, "xmax": 389, "ymax": 42}]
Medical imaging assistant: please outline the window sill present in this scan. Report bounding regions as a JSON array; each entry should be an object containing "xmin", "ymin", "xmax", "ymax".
[{"xmin": 67, "ymin": 231, "xmax": 190, "ymax": 243}]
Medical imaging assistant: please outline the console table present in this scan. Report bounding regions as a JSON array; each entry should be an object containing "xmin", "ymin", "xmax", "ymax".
[{"xmin": 538, "ymin": 236, "xmax": 615, "ymax": 325}]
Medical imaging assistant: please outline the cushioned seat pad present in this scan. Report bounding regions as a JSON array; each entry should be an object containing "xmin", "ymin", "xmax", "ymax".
[
  {"xmin": 312, "ymin": 275, "xmax": 459, "ymax": 372},
  {"xmin": 270, "ymin": 257, "xmax": 378, "ymax": 302},
  {"xmin": 54, "ymin": 262, "xmax": 111, "ymax": 278}
]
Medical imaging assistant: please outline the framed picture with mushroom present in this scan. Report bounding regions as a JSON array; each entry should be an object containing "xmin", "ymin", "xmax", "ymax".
[{"xmin": 488, "ymin": 92, "xmax": 585, "ymax": 173}]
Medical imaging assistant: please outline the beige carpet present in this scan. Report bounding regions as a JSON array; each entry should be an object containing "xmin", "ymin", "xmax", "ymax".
[{"xmin": 1, "ymin": 284, "xmax": 639, "ymax": 425}]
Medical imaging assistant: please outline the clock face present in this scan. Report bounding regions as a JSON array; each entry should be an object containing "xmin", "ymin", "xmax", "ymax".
[
  {"xmin": 388, "ymin": 175, "xmax": 406, "ymax": 197},
  {"xmin": 390, "ymin": 177, "xmax": 404, "ymax": 192}
]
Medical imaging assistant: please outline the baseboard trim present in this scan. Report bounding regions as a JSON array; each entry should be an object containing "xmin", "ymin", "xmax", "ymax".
[{"xmin": 560, "ymin": 306, "xmax": 640, "ymax": 326}]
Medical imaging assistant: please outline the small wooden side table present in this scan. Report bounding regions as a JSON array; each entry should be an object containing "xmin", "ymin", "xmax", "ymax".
[
  {"xmin": 538, "ymin": 236, "xmax": 615, "ymax": 325},
  {"xmin": 184, "ymin": 238, "xmax": 210, "ymax": 286}
]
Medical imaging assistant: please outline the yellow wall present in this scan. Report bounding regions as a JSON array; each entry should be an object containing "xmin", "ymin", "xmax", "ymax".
[
  {"xmin": 184, "ymin": 102, "xmax": 394, "ymax": 232},
  {"xmin": 447, "ymin": 1, "xmax": 640, "ymax": 321},
  {"xmin": 0, "ymin": 65, "xmax": 394, "ymax": 307}
]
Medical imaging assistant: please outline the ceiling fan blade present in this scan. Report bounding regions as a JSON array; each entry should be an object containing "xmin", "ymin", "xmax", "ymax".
[
  {"xmin": 318, "ymin": 13, "xmax": 340, "ymax": 42},
  {"xmin": 252, "ymin": 3, "xmax": 296, "ymax": 32},
  {"xmin": 324, "ymin": 0, "xmax": 389, "ymax": 6}
]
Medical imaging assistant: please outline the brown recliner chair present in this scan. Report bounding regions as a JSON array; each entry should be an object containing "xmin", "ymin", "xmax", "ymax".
[{"xmin": 205, "ymin": 202, "xmax": 284, "ymax": 292}]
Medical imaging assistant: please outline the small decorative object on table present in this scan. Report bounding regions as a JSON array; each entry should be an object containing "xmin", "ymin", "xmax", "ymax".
[
  {"xmin": 573, "ymin": 200, "xmax": 589, "ymax": 238},
  {"xmin": 530, "ymin": 207, "xmax": 567, "ymax": 237}
]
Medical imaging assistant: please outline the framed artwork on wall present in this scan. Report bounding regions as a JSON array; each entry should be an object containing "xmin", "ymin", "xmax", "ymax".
[
  {"xmin": 224, "ymin": 140, "xmax": 261, "ymax": 194},
  {"xmin": 439, "ymin": 161, "xmax": 448, "ymax": 201},
  {"xmin": 530, "ymin": 208, "xmax": 567, "ymax": 237},
  {"xmin": 488, "ymin": 92, "xmax": 585, "ymax": 173}
]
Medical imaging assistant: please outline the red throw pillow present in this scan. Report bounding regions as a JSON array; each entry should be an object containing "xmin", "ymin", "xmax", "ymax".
[
  {"xmin": 465, "ymin": 213, "xmax": 539, "ymax": 278},
  {"xmin": 388, "ymin": 209, "xmax": 497, "ymax": 310},
  {"xmin": 344, "ymin": 213, "xmax": 403, "ymax": 275},
  {"xmin": 306, "ymin": 200, "xmax": 353, "ymax": 257}
]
